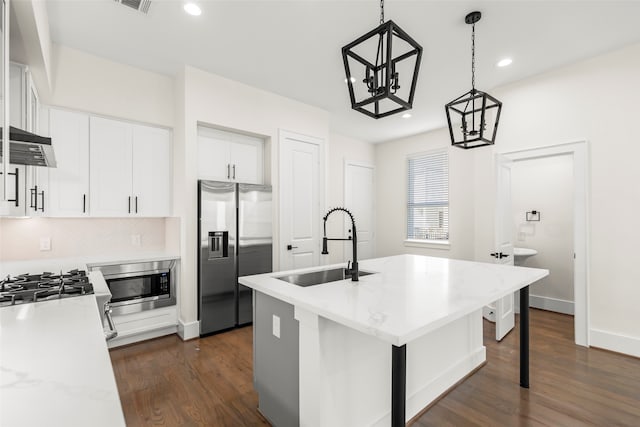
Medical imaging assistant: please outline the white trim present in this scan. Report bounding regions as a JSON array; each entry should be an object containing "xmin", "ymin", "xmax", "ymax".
[
  {"xmin": 590, "ymin": 329, "xmax": 640, "ymax": 358},
  {"xmin": 108, "ymin": 325, "xmax": 177, "ymax": 348},
  {"xmin": 529, "ymin": 295, "xmax": 574, "ymax": 315},
  {"xmin": 404, "ymin": 239, "xmax": 450, "ymax": 250},
  {"xmin": 178, "ymin": 320, "xmax": 200, "ymax": 340},
  {"xmin": 499, "ymin": 140, "xmax": 590, "ymax": 346}
]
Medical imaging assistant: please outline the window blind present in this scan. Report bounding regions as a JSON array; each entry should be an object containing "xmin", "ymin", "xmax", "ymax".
[{"xmin": 407, "ymin": 150, "xmax": 449, "ymax": 241}]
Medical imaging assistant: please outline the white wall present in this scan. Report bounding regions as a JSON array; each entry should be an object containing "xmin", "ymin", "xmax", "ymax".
[
  {"xmin": 375, "ymin": 127, "xmax": 476, "ymax": 261},
  {"xmin": 324, "ymin": 133, "xmax": 376, "ymax": 265},
  {"xmin": 45, "ymin": 44, "xmax": 174, "ymax": 127},
  {"xmin": 174, "ymin": 66, "xmax": 332, "ymax": 328},
  {"xmin": 0, "ymin": 217, "xmax": 166, "ymax": 261},
  {"xmin": 377, "ymin": 42, "xmax": 640, "ymax": 356},
  {"xmin": 511, "ymin": 154, "xmax": 574, "ymax": 304}
]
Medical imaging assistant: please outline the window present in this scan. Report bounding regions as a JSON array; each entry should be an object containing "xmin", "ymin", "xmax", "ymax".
[{"xmin": 407, "ymin": 149, "xmax": 449, "ymax": 242}]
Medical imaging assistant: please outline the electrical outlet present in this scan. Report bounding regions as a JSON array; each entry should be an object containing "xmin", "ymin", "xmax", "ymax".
[
  {"xmin": 131, "ymin": 234, "xmax": 141, "ymax": 246},
  {"xmin": 272, "ymin": 315, "xmax": 281, "ymax": 338},
  {"xmin": 39, "ymin": 237, "xmax": 51, "ymax": 251}
]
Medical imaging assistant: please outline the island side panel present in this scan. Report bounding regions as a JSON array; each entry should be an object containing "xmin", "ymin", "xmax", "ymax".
[
  {"xmin": 295, "ymin": 307, "xmax": 485, "ymax": 427},
  {"xmin": 254, "ymin": 291, "xmax": 300, "ymax": 427}
]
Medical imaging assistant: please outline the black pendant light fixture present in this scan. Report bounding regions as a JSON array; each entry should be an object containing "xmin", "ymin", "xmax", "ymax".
[
  {"xmin": 445, "ymin": 11, "xmax": 502, "ymax": 149},
  {"xmin": 342, "ymin": 0, "xmax": 423, "ymax": 119}
]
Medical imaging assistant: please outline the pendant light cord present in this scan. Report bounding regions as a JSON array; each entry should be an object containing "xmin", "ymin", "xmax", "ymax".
[
  {"xmin": 471, "ymin": 23, "xmax": 475, "ymax": 91},
  {"xmin": 380, "ymin": 0, "xmax": 384, "ymax": 24}
]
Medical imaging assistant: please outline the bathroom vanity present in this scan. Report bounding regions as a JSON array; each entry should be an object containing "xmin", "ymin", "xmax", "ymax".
[{"xmin": 241, "ymin": 254, "xmax": 548, "ymax": 427}]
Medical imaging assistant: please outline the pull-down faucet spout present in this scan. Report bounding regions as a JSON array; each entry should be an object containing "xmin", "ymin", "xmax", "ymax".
[{"xmin": 321, "ymin": 207, "xmax": 358, "ymax": 281}]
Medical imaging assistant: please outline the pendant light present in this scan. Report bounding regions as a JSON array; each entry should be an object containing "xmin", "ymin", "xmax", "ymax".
[
  {"xmin": 342, "ymin": 0, "xmax": 423, "ymax": 119},
  {"xmin": 445, "ymin": 11, "xmax": 502, "ymax": 149}
]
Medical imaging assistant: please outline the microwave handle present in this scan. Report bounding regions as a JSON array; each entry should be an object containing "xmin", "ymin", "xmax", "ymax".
[{"xmin": 104, "ymin": 302, "xmax": 118, "ymax": 341}]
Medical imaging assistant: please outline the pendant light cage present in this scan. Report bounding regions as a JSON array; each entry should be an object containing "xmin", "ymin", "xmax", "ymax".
[
  {"xmin": 342, "ymin": 1, "xmax": 423, "ymax": 119},
  {"xmin": 445, "ymin": 11, "xmax": 502, "ymax": 149}
]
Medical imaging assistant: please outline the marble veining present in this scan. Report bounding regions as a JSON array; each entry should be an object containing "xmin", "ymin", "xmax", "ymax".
[{"xmin": 0, "ymin": 295, "xmax": 126, "ymax": 426}]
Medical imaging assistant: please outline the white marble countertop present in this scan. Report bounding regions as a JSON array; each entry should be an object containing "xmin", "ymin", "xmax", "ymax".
[
  {"xmin": 239, "ymin": 254, "xmax": 549, "ymax": 346},
  {"xmin": 0, "ymin": 295, "xmax": 126, "ymax": 427}
]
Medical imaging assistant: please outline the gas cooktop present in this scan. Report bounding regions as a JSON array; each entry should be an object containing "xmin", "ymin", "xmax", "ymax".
[{"xmin": 0, "ymin": 269, "xmax": 94, "ymax": 307}]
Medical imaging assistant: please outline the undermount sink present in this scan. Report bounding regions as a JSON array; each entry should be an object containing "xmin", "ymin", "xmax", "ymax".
[
  {"xmin": 513, "ymin": 247, "xmax": 538, "ymax": 261},
  {"xmin": 276, "ymin": 268, "xmax": 375, "ymax": 287}
]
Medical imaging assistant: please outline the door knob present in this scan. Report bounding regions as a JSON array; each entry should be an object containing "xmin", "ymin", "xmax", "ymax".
[
  {"xmin": 490, "ymin": 252, "xmax": 510, "ymax": 259},
  {"xmin": 287, "ymin": 244, "xmax": 298, "ymax": 250}
]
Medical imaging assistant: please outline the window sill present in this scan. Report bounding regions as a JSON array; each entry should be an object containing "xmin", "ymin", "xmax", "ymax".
[{"xmin": 404, "ymin": 239, "xmax": 451, "ymax": 250}]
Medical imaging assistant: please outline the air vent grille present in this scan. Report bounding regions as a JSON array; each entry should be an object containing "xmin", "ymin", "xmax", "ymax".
[{"xmin": 114, "ymin": 0, "xmax": 151, "ymax": 14}]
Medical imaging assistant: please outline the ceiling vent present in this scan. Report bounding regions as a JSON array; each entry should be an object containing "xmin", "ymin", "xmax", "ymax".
[{"xmin": 114, "ymin": 0, "xmax": 151, "ymax": 14}]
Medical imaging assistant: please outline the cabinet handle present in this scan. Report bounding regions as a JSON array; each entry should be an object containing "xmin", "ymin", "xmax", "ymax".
[
  {"xmin": 30, "ymin": 186, "xmax": 37, "ymax": 209},
  {"xmin": 135, "ymin": 196, "xmax": 138, "ymax": 213},
  {"xmin": 38, "ymin": 190, "xmax": 45, "ymax": 212},
  {"xmin": 128, "ymin": 196, "xmax": 131, "ymax": 214},
  {"xmin": 83, "ymin": 194, "xmax": 86, "ymax": 214},
  {"xmin": 2, "ymin": 168, "xmax": 20, "ymax": 207},
  {"xmin": 227, "ymin": 164, "xmax": 230, "ymax": 179},
  {"xmin": 232, "ymin": 164, "xmax": 236, "ymax": 180}
]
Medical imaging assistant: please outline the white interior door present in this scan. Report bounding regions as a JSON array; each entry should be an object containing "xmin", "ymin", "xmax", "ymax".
[
  {"xmin": 494, "ymin": 155, "xmax": 515, "ymax": 341},
  {"xmin": 344, "ymin": 161, "xmax": 375, "ymax": 260},
  {"xmin": 279, "ymin": 131, "xmax": 323, "ymax": 271}
]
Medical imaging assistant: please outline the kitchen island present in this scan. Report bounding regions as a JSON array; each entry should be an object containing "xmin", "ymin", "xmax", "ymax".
[
  {"xmin": 0, "ymin": 294, "xmax": 126, "ymax": 427},
  {"xmin": 239, "ymin": 254, "xmax": 548, "ymax": 427}
]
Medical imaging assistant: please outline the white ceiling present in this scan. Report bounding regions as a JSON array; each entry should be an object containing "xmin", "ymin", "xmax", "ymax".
[{"xmin": 45, "ymin": 0, "xmax": 640, "ymax": 143}]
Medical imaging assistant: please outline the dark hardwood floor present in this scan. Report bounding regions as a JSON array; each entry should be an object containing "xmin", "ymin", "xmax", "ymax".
[{"xmin": 110, "ymin": 309, "xmax": 640, "ymax": 426}]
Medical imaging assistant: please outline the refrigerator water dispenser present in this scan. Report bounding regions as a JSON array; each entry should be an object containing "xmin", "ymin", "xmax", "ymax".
[{"xmin": 208, "ymin": 231, "xmax": 229, "ymax": 259}]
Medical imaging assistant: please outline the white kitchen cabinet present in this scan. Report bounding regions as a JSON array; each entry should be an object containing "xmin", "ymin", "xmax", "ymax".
[
  {"xmin": 197, "ymin": 126, "xmax": 263, "ymax": 184},
  {"xmin": 1, "ymin": 63, "xmax": 41, "ymax": 217},
  {"xmin": 43, "ymin": 107, "xmax": 90, "ymax": 217},
  {"xmin": 131, "ymin": 123, "xmax": 172, "ymax": 216},
  {"xmin": 90, "ymin": 116, "xmax": 172, "ymax": 217}
]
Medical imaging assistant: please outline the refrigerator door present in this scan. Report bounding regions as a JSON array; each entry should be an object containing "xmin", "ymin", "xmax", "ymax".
[
  {"xmin": 198, "ymin": 180, "xmax": 237, "ymax": 335},
  {"xmin": 238, "ymin": 183, "xmax": 272, "ymax": 325}
]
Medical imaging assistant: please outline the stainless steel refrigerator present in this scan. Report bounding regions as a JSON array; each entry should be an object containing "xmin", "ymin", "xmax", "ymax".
[{"xmin": 198, "ymin": 180, "xmax": 272, "ymax": 336}]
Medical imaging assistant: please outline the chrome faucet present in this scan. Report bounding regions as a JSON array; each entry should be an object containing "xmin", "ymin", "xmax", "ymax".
[{"xmin": 321, "ymin": 207, "xmax": 358, "ymax": 281}]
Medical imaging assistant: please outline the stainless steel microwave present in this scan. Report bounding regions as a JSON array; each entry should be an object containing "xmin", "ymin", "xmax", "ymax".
[{"xmin": 91, "ymin": 260, "xmax": 177, "ymax": 315}]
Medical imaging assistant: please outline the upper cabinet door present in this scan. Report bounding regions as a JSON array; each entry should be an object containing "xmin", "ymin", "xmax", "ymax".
[
  {"xmin": 197, "ymin": 127, "xmax": 232, "ymax": 181},
  {"xmin": 132, "ymin": 124, "xmax": 172, "ymax": 216},
  {"xmin": 230, "ymin": 136, "xmax": 263, "ymax": 184},
  {"xmin": 45, "ymin": 108, "xmax": 90, "ymax": 217},
  {"xmin": 90, "ymin": 116, "xmax": 133, "ymax": 217}
]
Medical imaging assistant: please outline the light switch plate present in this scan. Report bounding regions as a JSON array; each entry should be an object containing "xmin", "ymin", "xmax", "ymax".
[
  {"xmin": 39, "ymin": 237, "xmax": 51, "ymax": 251},
  {"xmin": 272, "ymin": 315, "xmax": 280, "ymax": 338}
]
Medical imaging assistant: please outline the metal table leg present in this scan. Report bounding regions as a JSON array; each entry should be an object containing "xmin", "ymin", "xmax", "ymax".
[
  {"xmin": 519, "ymin": 285, "xmax": 530, "ymax": 388},
  {"xmin": 391, "ymin": 344, "xmax": 406, "ymax": 427}
]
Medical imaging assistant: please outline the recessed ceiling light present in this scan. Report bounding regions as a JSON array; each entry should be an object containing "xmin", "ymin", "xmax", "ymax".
[
  {"xmin": 344, "ymin": 77, "xmax": 356, "ymax": 84},
  {"xmin": 497, "ymin": 58, "xmax": 513, "ymax": 67},
  {"xmin": 402, "ymin": 113, "xmax": 412, "ymax": 119},
  {"xmin": 184, "ymin": 2, "xmax": 201, "ymax": 16}
]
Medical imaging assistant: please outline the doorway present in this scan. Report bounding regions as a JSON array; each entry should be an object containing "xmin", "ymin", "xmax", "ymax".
[{"xmin": 497, "ymin": 141, "xmax": 589, "ymax": 346}]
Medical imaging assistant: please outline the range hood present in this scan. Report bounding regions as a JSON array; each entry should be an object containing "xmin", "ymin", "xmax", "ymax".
[{"xmin": 0, "ymin": 126, "xmax": 56, "ymax": 167}]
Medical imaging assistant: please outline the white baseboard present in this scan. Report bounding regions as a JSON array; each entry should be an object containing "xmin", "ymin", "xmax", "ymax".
[
  {"xmin": 514, "ymin": 293, "xmax": 574, "ymax": 315},
  {"xmin": 178, "ymin": 320, "xmax": 200, "ymax": 340},
  {"xmin": 530, "ymin": 295, "xmax": 574, "ymax": 315},
  {"xmin": 590, "ymin": 329, "xmax": 640, "ymax": 358}
]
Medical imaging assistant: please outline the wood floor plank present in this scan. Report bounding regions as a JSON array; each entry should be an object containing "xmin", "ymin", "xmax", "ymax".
[{"xmin": 110, "ymin": 310, "xmax": 640, "ymax": 426}]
